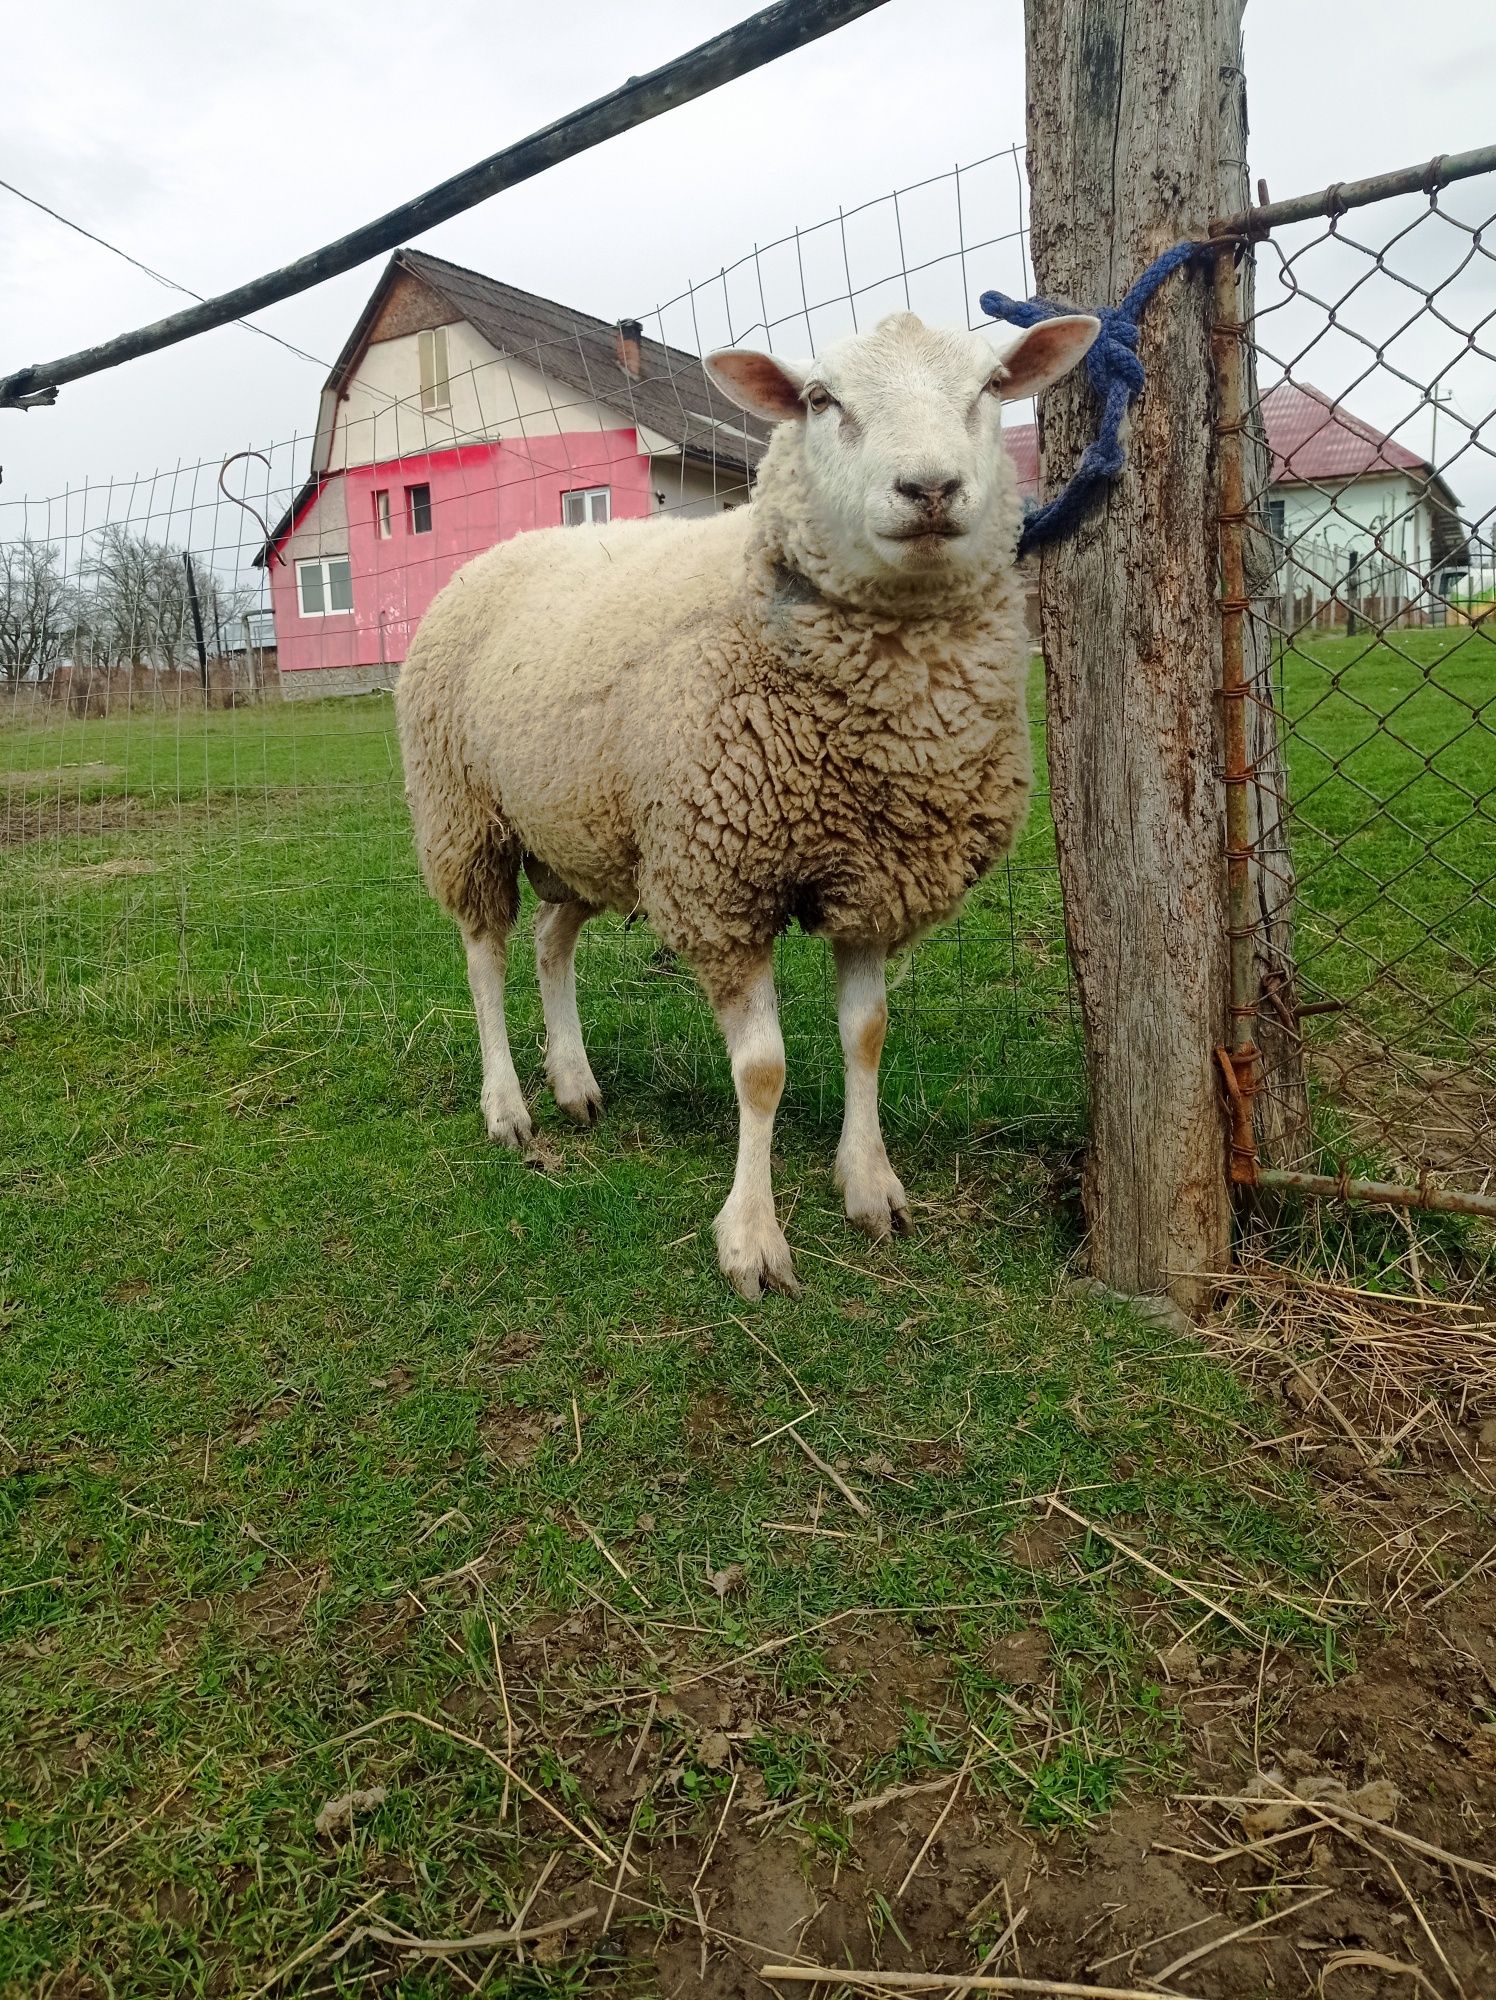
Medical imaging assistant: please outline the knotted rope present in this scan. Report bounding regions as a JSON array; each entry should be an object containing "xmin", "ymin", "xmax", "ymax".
[{"xmin": 980, "ymin": 240, "xmax": 1207, "ymax": 558}]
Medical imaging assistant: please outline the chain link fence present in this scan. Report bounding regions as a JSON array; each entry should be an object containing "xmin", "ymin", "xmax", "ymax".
[{"xmin": 1215, "ymin": 154, "xmax": 1496, "ymax": 1218}]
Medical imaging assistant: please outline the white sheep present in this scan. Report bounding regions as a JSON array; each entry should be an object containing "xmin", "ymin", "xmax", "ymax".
[{"xmin": 395, "ymin": 309, "xmax": 1099, "ymax": 1297}]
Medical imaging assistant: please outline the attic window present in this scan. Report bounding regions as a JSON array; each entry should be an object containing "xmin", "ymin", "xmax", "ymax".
[{"xmin": 419, "ymin": 327, "xmax": 450, "ymax": 413}]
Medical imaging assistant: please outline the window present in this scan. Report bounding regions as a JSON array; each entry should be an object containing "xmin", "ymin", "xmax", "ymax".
[
  {"xmin": 296, "ymin": 556, "xmax": 353, "ymax": 617},
  {"xmin": 373, "ymin": 489, "xmax": 392, "ymax": 538},
  {"xmin": 562, "ymin": 486, "xmax": 611, "ymax": 527},
  {"xmin": 1268, "ymin": 498, "xmax": 1286, "ymax": 545},
  {"xmin": 418, "ymin": 327, "xmax": 450, "ymax": 412},
  {"xmin": 406, "ymin": 483, "xmax": 433, "ymax": 535}
]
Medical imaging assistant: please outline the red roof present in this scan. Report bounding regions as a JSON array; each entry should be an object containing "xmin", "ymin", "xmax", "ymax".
[
  {"xmin": 1257, "ymin": 380, "xmax": 1430, "ymax": 486},
  {"xmin": 1003, "ymin": 379, "xmax": 1435, "ymax": 504}
]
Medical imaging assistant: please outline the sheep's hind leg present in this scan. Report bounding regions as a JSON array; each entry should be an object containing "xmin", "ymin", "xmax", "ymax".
[
  {"xmin": 833, "ymin": 942, "xmax": 910, "ymax": 1240},
  {"xmin": 536, "ymin": 899, "xmax": 602, "ymax": 1125},
  {"xmin": 463, "ymin": 926, "xmax": 533, "ymax": 1149},
  {"xmin": 709, "ymin": 957, "xmax": 800, "ymax": 1300}
]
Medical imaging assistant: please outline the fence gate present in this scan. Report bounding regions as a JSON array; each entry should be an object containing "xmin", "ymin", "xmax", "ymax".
[{"xmin": 1212, "ymin": 146, "xmax": 1496, "ymax": 1224}]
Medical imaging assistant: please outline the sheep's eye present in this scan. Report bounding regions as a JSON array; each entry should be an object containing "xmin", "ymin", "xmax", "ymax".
[
  {"xmin": 803, "ymin": 385, "xmax": 837, "ymax": 415},
  {"xmin": 984, "ymin": 372, "xmax": 1007, "ymax": 398}
]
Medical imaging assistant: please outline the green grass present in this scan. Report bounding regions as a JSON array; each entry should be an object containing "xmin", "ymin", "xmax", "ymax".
[
  {"xmin": 0, "ymin": 1006, "xmax": 1336, "ymax": 1996},
  {"xmin": 0, "ymin": 638, "xmax": 1482, "ymax": 1993},
  {"xmin": 0, "ymin": 682, "xmax": 1080, "ymax": 1139},
  {"xmin": 1279, "ymin": 626, "xmax": 1496, "ymax": 1054}
]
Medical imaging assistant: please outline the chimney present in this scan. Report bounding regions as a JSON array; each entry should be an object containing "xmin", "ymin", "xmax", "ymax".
[{"xmin": 615, "ymin": 318, "xmax": 643, "ymax": 380}]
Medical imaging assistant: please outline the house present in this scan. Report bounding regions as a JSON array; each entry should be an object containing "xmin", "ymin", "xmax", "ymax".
[
  {"xmin": 1004, "ymin": 378, "xmax": 1467, "ymax": 629},
  {"xmin": 256, "ymin": 249, "xmax": 770, "ymax": 696},
  {"xmin": 1257, "ymin": 380, "xmax": 1467, "ymax": 627}
]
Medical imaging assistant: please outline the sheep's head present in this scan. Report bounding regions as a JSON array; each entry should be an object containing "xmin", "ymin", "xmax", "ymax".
[{"xmin": 707, "ymin": 311, "xmax": 1098, "ymax": 604}]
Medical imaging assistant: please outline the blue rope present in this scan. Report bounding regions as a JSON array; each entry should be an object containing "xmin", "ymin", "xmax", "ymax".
[{"xmin": 980, "ymin": 240, "xmax": 1205, "ymax": 559}]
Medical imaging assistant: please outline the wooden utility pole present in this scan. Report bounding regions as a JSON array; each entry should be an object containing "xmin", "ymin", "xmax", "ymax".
[{"xmin": 1024, "ymin": 0, "xmax": 1303, "ymax": 1308}]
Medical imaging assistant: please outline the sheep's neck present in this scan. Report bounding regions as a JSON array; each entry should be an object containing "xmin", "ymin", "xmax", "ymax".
[{"xmin": 755, "ymin": 551, "xmax": 1013, "ymax": 713}]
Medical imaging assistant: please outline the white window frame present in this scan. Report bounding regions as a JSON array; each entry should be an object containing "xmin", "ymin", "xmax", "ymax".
[
  {"xmin": 373, "ymin": 489, "xmax": 392, "ymax": 539},
  {"xmin": 406, "ymin": 483, "xmax": 434, "ymax": 535},
  {"xmin": 295, "ymin": 555, "xmax": 353, "ymax": 618},
  {"xmin": 419, "ymin": 327, "xmax": 451, "ymax": 413},
  {"xmin": 562, "ymin": 486, "xmax": 611, "ymax": 527}
]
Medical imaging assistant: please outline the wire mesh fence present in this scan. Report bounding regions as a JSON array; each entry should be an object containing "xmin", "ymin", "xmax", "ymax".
[
  {"xmin": 1219, "ymin": 159, "xmax": 1496, "ymax": 1211},
  {"xmin": 0, "ymin": 145, "xmax": 1083, "ymax": 1145},
  {"xmin": 9, "ymin": 131, "xmax": 1489, "ymax": 1206}
]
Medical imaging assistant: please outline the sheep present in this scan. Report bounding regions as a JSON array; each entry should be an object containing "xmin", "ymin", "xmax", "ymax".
[{"xmin": 394, "ymin": 308, "xmax": 1099, "ymax": 1298}]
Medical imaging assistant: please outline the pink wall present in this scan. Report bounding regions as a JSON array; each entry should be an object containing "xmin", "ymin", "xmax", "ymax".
[{"xmin": 269, "ymin": 430, "xmax": 653, "ymax": 677}]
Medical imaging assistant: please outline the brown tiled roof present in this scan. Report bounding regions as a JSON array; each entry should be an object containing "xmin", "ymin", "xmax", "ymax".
[{"xmin": 353, "ymin": 248, "xmax": 770, "ymax": 479}]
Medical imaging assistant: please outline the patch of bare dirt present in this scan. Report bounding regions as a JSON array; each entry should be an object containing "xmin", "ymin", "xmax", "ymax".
[
  {"xmin": 1004, "ymin": 1508, "xmax": 1085, "ymax": 1572},
  {"xmin": 0, "ymin": 788, "xmax": 260, "ymax": 850},
  {"xmin": 477, "ymin": 1400, "xmax": 558, "ymax": 1471},
  {"xmin": 45, "ymin": 857, "xmax": 158, "ymax": 886},
  {"xmin": 311, "ymin": 1323, "xmax": 1496, "ymax": 2000},
  {"xmin": 1311, "ymin": 1023, "xmax": 1496, "ymax": 1183},
  {"xmin": 683, "ymin": 1390, "xmax": 756, "ymax": 1458},
  {"xmin": 2, "ymin": 794, "xmax": 142, "ymax": 848},
  {"xmin": 155, "ymin": 1567, "xmax": 327, "ymax": 1661},
  {"xmin": 1, "ymin": 761, "xmax": 123, "ymax": 790},
  {"xmin": 985, "ymin": 1625, "xmax": 1053, "ymax": 1687}
]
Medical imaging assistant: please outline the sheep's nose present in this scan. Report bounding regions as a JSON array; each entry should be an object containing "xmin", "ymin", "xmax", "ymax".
[{"xmin": 895, "ymin": 475, "xmax": 964, "ymax": 507}]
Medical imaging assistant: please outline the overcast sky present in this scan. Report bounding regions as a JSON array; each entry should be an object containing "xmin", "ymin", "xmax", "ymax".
[{"xmin": 3, "ymin": 0, "xmax": 1493, "ymax": 529}]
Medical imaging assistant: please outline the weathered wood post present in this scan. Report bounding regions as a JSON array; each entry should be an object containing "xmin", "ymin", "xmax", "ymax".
[{"xmin": 1023, "ymin": 0, "xmax": 1304, "ymax": 1307}]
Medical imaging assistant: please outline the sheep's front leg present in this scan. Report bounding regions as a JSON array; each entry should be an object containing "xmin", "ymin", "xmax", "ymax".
[
  {"xmin": 834, "ymin": 943, "xmax": 910, "ymax": 1240},
  {"xmin": 535, "ymin": 900, "xmax": 602, "ymax": 1124},
  {"xmin": 711, "ymin": 959, "xmax": 800, "ymax": 1300},
  {"xmin": 463, "ymin": 926, "xmax": 533, "ymax": 1149}
]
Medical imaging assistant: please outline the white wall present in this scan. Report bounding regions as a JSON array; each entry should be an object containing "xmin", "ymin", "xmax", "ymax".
[
  {"xmin": 648, "ymin": 453, "xmax": 753, "ymax": 520},
  {"xmin": 281, "ymin": 477, "xmax": 348, "ymax": 562},
  {"xmin": 1278, "ymin": 472, "xmax": 1433, "ymax": 575},
  {"xmin": 1276, "ymin": 471, "xmax": 1455, "ymax": 621},
  {"xmin": 327, "ymin": 324, "xmax": 637, "ymax": 470}
]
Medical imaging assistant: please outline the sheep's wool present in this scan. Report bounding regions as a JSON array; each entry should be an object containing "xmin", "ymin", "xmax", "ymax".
[{"xmin": 395, "ymin": 420, "xmax": 1033, "ymax": 1002}]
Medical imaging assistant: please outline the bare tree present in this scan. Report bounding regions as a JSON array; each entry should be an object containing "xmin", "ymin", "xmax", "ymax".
[
  {"xmin": 77, "ymin": 525, "xmax": 250, "ymax": 673},
  {"xmin": 0, "ymin": 539, "xmax": 70, "ymax": 682}
]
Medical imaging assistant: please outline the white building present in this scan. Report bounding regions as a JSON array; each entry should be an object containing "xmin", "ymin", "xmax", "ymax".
[
  {"xmin": 1006, "ymin": 378, "xmax": 1469, "ymax": 630},
  {"xmin": 1260, "ymin": 381, "xmax": 1466, "ymax": 628}
]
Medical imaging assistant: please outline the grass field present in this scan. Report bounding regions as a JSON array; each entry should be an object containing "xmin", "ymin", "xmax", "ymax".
[
  {"xmin": 1280, "ymin": 627, "xmax": 1496, "ymax": 1054},
  {"xmin": 0, "ymin": 638, "xmax": 1488, "ymax": 1995}
]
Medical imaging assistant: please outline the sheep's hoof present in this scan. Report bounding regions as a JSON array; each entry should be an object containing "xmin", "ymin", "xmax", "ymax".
[
  {"xmin": 840, "ymin": 1168, "xmax": 912, "ymax": 1243},
  {"xmin": 482, "ymin": 1092, "xmax": 534, "ymax": 1150},
  {"xmin": 714, "ymin": 1205, "xmax": 801, "ymax": 1301},
  {"xmin": 551, "ymin": 1072, "xmax": 604, "ymax": 1127}
]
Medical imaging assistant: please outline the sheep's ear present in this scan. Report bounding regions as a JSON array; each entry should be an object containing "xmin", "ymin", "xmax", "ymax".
[
  {"xmin": 993, "ymin": 315, "xmax": 1101, "ymax": 400},
  {"xmin": 705, "ymin": 349, "xmax": 811, "ymax": 422}
]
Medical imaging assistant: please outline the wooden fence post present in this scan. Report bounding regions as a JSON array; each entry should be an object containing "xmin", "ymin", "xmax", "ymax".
[{"xmin": 1023, "ymin": 0, "xmax": 1283, "ymax": 1308}]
